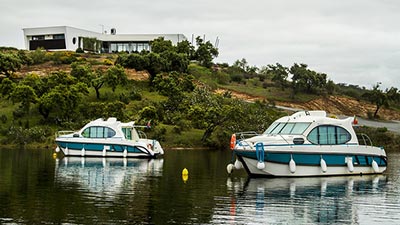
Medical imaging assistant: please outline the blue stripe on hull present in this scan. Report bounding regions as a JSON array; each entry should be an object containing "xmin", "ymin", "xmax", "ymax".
[
  {"xmin": 235, "ymin": 150, "xmax": 387, "ymax": 167},
  {"xmin": 56, "ymin": 141, "xmax": 145, "ymax": 154}
]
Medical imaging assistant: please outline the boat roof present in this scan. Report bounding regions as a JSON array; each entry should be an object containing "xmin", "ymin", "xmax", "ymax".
[
  {"xmin": 276, "ymin": 111, "xmax": 353, "ymax": 126},
  {"xmin": 85, "ymin": 118, "xmax": 135, "ymax": 128}
]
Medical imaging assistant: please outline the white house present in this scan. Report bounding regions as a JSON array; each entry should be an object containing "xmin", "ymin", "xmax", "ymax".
[{"xmin": 22, "ymin": 26, "xmax": 187, "ymax": 53}]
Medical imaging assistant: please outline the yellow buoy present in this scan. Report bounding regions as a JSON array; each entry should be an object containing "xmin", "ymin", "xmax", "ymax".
[
  {"xmin": 52, "ymin": 153, "xmax": 57, "ymax": 159},
  {"xmin": 182, "ymin": 168, "xmax": 189, "ymax": 175},
  {"xmin": 182, "ymin": 174, "xmax": 188, "ymax": 183},
  {"xmin": 182, "ymin": 168, "xmax": 189, "ymax": 183}
]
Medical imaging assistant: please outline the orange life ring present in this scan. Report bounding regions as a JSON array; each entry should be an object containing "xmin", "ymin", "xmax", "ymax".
[{"xmin": 230, "ymin": 134, "xmax": 236, "ymax": 150}]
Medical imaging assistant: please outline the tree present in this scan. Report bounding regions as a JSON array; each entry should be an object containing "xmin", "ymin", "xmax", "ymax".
[
  {"xmin": 38, "ymin": 82, "xmax": 88, "ymax": 121},
  {"xmin": 145, "ymin": 52, "xmax": 165, "ymax": 83},
  {"xmin": 193, "ymin": 36, "xmax": 219, "ymax": 68},
  {"xmin": 326, "ymin": 79, "xmax": 336, "ymax": 95},
  {"xmin": 268, "ymin": 63, "xmax": 288, "ymax": 90},
  {"xmin": 116, "ymin": 53, "xmax": 149, "ymax": 73},
  {"xmin": 104, "ymin": 65, "xmax": 128, "ymax": 92},
  {"xmin": 0, "ymin": 78, "xmax": 15, "ymax": 99},
  {"xmin": 386, "ymin": 87, "xmax": 400, "ymax": 104},
  {"xmin": 186, "ymin": 87, "xmax": 240, "ymax": 142},
  {"xmin": 91, "ymin": 68, "xmax": 106, "ymax": 99},
  {"xmin": 153, "ymin": 72, "xmax": 195, "ymax": 121},
  {"xmin": 38, "ymin": 88, "xmax": 64, "ymax": 119},
  {"xmin": 21, "ymin": 73, "xmax": 46, "ymax": 97},
  {"xmin": 176, "ymin": 40, "xmax": 195, "ymax": 57},
  {"xmin": 153, "ymin": 71, "xmax": 195, "ymax": 97},
  {"xmin": 289, "ymin": 63, "xmax": 328, "ymax": 97},
  {"xmin": 160, "ymin": 51, "xmax": 189, "ymax": 73},
  {"xmin": 150, "ymin": 37, "xmax": 174, "ymax": 53},
  {"xmin": 362, "ymin": 83, "xmax": 388, "ymax": 118},
  {"xmin": 10, "ymin": 84, "xmax": 38, "ymax": 117},
  {"xmin": 70, "ymin": 62, "xmax": 92, "ymax": 85},
  {"xmin": 233, "ymin": 58, "xmax": 248, "ymax": 71},
  {"xmin": 289, "ymin": 63, "xmax": 308, "ymax": 97}
]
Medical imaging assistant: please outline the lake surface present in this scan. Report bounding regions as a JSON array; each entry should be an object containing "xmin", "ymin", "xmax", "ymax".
[{"xmin": 1, "ymin": 148, "xmax": 400, "ymax": 224}]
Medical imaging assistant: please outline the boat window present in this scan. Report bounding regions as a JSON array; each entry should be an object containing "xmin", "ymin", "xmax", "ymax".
[
  {"xmin": 265, "ymin": 122, "xmax": 311, "ymax": 135},
  {"xmin": 280, "ymin": 123, "xmax": 295, "ymax": 134},
  {"xmin": 81, "ymin": 126, "xmax": 116, "ymax": 138},
  {"xmin": 337, "ymin": 127, "xmax": 351, "ymax": 143},
  {"xmin": 270, "ymin": 123, "xmax": 286, "ymax": 134},
  {"xmin": 290, "ymin": 123, "xmax": 311, "ymax": 134},
  {"xmin": 307, "ymin": 125, "xmax": 351, "ymax": 145},
  {"xmin": 107, "ymin": 128, "xmax": 116, "ymax": 138},
  {"xmin": 122, "ymin": 128, "xmax": 132, "ymax": 140},
  {"xmin": 264, "ymin": 122, "xmax": 279, "ymax": 134}
]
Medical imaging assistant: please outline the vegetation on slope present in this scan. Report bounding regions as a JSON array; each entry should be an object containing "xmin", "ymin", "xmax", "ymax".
[{"xmin": 0, "ymin": 39, "xmax": 399, "ymax": 150}]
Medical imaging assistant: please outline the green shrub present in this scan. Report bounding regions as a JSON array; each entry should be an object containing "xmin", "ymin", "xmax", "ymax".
[
  {"xmin": 129, "ymin": 90, "xmax": 142, "ymax": 101},
  {"xmin": 51, "ymin": 51, "xmax": 77, "ymax": 65},
  {"xmin": 6, "ymin": 126, "xmax": 51, "ymax": 145},
  {"xmin": 214, "ymin": 71, "xmax": 230, "ymax": 85},
  {"xmin": 230, "ymin": 73, "xmax": 244, "ymax": 83},
  {"xmin": 29, "ymin": 48, "xmax": 47, "ymax": 64}
]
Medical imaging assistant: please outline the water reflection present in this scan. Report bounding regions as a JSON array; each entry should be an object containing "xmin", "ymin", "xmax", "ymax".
[
  {"xmin": 220, "ymin": 175, "xmax": 388, "ymax": 224},
  {"xmin": 55, "ymin": 157, "xmax": 163, "ymax": 198}
]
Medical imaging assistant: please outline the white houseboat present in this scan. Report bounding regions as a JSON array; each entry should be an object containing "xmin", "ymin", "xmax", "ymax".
[
  {"xmin": 228, "ymin": 111, "xmax": 387, "ymax": 177},
  {"xmin": 55, "ymin": 118, "xmax": 164, "ymax": 158}
]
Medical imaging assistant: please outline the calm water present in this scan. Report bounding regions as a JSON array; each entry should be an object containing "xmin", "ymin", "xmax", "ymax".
[{"xmin": 1, "ymin": 148, "xmax": 400, "ymax": 224}]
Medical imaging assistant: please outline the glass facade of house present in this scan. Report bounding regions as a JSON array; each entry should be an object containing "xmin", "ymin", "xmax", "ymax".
[{"xmin": 104, "ymin": 42, "xmax": 151, "ymax": 53}]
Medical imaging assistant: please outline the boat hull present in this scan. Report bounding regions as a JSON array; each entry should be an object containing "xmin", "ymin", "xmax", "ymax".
[
  {"xmin": 235, "ymin": 147, "xmax": 387, "ymax": 177},
  {"xmin": 56, "ymin": 139, "xmax": 161, "ymax": 158}
]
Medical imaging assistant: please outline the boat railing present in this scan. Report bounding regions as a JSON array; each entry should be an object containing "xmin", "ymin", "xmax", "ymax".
[
  {"xmin": 138, "ymin": 130, "xmax": 148, "ymax": 139},
  {"xmin": 236, "ymin": 131, "xmax": 259, "ymax": 141},
  {"xmin": 55, "ymin": 130, "xmax": 76, "ymax": 138},
  {"xmin": 357, "ymin": 133, "xmax": 373, "ymax": 146}
]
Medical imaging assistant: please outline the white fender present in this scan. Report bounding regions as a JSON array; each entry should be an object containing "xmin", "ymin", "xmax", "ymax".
[
  {"xmin": 65, "ymin": 147, "xmax": 69, "ymax": 155},
  {"xmin": 372, "ymin": 160, "xmax": 379, "ymax": 173},
  {"xmin": 320, "ymin": 158, "xmax": 327, "ymax": 173},
  {"xmin": 123, "ymin": 148, "xmax": 128, "ymax": 158},
  {"xmin": 257, "ymin": 161, "xmax": 265, "ymax": 170},
  {"xmin": 55, "ymin": 146, "xmax": 60, "ymax": 153},
  {"xmin": 234, "ymin": 159, "xmax": 243, "ymax": 169},
  {"xmin": 226, "ymin": 163, "xmax": 234, "ymax": 174},
  {"xmin": 289, "ymin": 158, "xmax": 296, "ymax": 174},
  {"xmin": 347, "ymin": 157, "xmax": 354, "ymax": 172},
  {"xmin": 81, "ymin": 147, "xmax": 85, "ymax": 157}
]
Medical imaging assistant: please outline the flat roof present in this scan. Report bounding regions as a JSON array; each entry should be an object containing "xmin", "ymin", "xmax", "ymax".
[{"xmin": 23, "ymin": 26, "xmax": 186, "ymax": 42}]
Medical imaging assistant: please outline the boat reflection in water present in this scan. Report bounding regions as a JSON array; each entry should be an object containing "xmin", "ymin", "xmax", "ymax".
[
  {"xmin": 54, "ymin": 157, "xmax": 163, "ymax": 197},
  {"xmin": 222, "ymin": 175, "xmax": 387, "ymax": 224}
]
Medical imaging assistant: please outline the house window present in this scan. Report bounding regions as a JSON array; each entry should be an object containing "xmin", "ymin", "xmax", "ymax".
[
  {"xmin": 32, "ymin": 35, "xmax": 45, "ymax": 40},
  {"xmin": 53, "ymin": 34, "xmax": 65, "ymax": 40}
]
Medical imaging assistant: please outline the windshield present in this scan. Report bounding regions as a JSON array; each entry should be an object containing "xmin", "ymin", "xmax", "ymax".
[{"xmin": 264, "ymin": 122, "xmax": 310, "ymax": 135}]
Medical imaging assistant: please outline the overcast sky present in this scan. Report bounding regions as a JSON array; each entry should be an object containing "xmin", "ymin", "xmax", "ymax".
[{"xmin": 1, "ymin": 0, "xmax": 399, "ymax": 89}]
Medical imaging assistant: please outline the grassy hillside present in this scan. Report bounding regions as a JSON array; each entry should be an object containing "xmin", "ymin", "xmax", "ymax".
[{"xmin": 0, "ymin": 48, "xmax": 399, "ymax": 150}]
